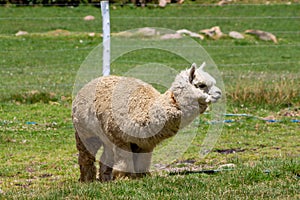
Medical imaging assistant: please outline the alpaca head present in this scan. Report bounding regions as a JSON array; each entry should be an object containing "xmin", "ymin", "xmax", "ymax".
[{"xmin": 188, "ymin": 62, "xmax": 222, "ymax": 104}]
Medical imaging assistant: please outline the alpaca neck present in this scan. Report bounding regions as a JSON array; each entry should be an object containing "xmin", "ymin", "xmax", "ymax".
[{"xmin": 168, "ymin": 71, "xmax": 208, "ymax": 128}]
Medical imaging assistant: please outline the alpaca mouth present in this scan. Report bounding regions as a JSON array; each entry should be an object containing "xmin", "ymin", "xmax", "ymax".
[
  {"xmin": 200, "ymin": 94, "xmax": 221, "ymax": 104},
  {"xmin": 211, "ymin": 95, "xmax": 221, "ymax": 103},
  {"xmin": 198, "ymin": 99, "xmax": 210, "ymax": 106},
  {"xmin": 210, "ymin": 97, "xmax": 219, "ymax": 103}
]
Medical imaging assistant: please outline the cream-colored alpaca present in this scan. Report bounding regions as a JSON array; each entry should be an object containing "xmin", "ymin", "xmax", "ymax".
[{"xmin": 72, "ymin": 63, "xmax": 222, "ymax": 182}]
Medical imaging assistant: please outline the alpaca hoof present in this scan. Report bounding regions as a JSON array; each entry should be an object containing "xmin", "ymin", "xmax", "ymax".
[
  {"xmin": 133, "ymin": 172, "xmax": 151, "ymax": 179},
  {"xmin": 113, "ymin": 170, "xmax": 132, "ymax": 180},
  {"xmin": 79, "ymin": 165, "xmax": 97, "ymax": 182},
  {"xmin": 100, "ymin": 174, "xmax": 113, "ymax": 182},
  {"xmin": 79, "ymin": 177, "xmax": 96, "ymax": 183}
]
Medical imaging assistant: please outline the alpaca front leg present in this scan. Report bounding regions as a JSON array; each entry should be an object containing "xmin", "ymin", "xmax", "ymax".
[
  {"xmin": 75, "ymin": 131, "xmax": 97, "ymax": 182},
  {"xmin": 78, "ymin": 156, "xmax": 96, "ymax": 182},
  {"xmin": 112, "ymin": 145, "xmax": 135, "ymax": 179},
  {"xmin": 133, "ymin": 149, "xmax": 153, "ymax": 178}
]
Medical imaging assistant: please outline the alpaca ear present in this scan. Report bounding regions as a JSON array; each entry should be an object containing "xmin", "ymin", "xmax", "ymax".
[
  {"xmin": 189, "ymin": 63, "xmax": 196, "ymax": 83},
  {"xmin": 199, "ymin": 62, "xmax": 206, "ymax": 70}
]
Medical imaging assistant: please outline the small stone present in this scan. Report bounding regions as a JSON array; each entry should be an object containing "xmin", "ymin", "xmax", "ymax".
[
  {"xmin": 9, "ymin": 139, "xmax": 17, "ymax": 143},
  {"xmin": 188, "ymin": 32, "xmax": 204, "ymax": 40},
  {"xmin": 160, "ymin": 33, "xmax": 182, "ymax": 40},
  {"xmin": 159, "ymin": 0, "xmax": 171, "ymax": 7},
  {"xmin": 84, "ymin": 15, "xmax": 95, "ymax": 21},
  {"xmin": 114, "ymin": 31, "xmax": 133, "ymax": 38},
  {"xmin": 217, "ymin": 0, "xmax": 232, "ymax": 6},
  {"xmin": 88, "ymin": 32, "xmax": 96, "ymax": 37},
  {"xmin": 177, "ymin": 29, "xmax": 204, "ymax": 40},
  {"xmin": 229, "ymin": 31, "xmax": 244, "ymax": 39},
  {"xmin": 137, "ymin": 27, "xmax": 157, "ymax": 37},
  {"xmin": 245, "ymin": 29, "xmax": 278, "ymax": 43},
  {"xmin": 177, "ymin": 29, "xmax": 192, "ymax": 35},
  {"xmin": 200, "ymin": 26, "xmax": 224, "ymax": 40},
  {"xmin": 15, "ymin": 31, "xmax": 28, "ymax": 36}
]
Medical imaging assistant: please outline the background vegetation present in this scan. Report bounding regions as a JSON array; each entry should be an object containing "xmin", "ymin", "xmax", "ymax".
[
  {"xmin": 0, "ymin": 2, "xmax": 299, "ymax": 199},
  {"xmin": 1, "ymin": 0, "xmax": 300, "ymax": 6}
]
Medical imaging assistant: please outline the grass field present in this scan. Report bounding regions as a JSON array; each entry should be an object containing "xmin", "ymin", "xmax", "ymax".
[{"xmin": 0, "ymin": 3, "xmax": 299, "ymax": 199}]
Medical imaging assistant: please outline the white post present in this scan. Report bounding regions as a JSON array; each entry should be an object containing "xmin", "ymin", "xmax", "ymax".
[{"xmin": 101, "ymin": 1, "xmax": 110, "ymax": 76}]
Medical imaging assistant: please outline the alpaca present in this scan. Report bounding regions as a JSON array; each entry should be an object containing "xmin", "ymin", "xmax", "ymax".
[{"xmin": 72, "ymin": 62, "xmax": 222, "ymax": 182}]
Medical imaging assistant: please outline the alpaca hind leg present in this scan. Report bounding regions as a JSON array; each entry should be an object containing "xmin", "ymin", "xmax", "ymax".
[
  {"xmin": 75, "ymin": 131, "xmax": 98, "ymax": 182},
  {"xmin": 99, "ymin": 145, "xmax": 114, "ymax": 182}
]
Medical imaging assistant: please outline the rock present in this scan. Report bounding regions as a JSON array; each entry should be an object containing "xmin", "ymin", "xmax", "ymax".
[
  {"xmin": 88, "ymin": 32, "xmax": 96, "ymax": 37},
  {"xmin": 159, "ymin": 0, "xmax": 171, "ymax": 7},
  {"xmin": 137, "ymin": 27, "xmax": 157, "ymax": 37},
  {"xmin": 114, "ymin": 31, "xmax": 133, "ymax": 38},
  {"xmin": 217, "ymin": 0, "xmax": 232, "ymax": 6},
  {"xmin": 47, "ymin": 29, "xmax": 70, "ymax": 36},
  {"xmin": 177, "ymin": 29, "xmax": 204, "ymax": 40},
  {"xmin": 261, "ymin": 115, "xmax": 276, "ymax": 121},
  {"xmin": 278, "ymin": 107, "xmax": 300, "ymax": 117},
  {"xmin": 189, "ymin": 32, "xmax": 204, "ymax": 40},
  {"xmin": 200, "ymin": 26, "xmax": 224, "ymax": 40},
  {"xmin": 159, "ymin": 0, "xmax": 167, "ymax": 7},
  {"xmin": 84, "ymin": 15, "xmax": 95, "ymax": 21},
  {"xmin": 160, "ymin": 33, "xmax": 182, "ymax": 40},
  {"xmin": 229, "ymin": 31, "xmax": 244, "ymax": 39},
  {"xmin": 114, "ymin": 28, "xmax": 158, "ymax": 38},
  {"xmin": 245, "ymin": 29, "xmax": 278, "ymax": 43},
  {"xmin": 15, "ymin": 31, "xmax": 28, "ymax": 36},
  {"xmin": 218, "ymin": 163, "xmax": 236, "ymax": 170},
  {"xmin": 176, "ymin": 29, "xmax": 192, "ymax": 35}
]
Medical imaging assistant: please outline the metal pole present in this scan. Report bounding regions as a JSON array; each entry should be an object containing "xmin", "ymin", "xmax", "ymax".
[{"xmin": 101, "ymin": 1, "xmax": 110, "ymax": 76}]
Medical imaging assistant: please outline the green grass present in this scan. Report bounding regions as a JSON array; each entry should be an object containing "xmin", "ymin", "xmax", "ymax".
[
  {"xmin": 0, "ymin": 3, "xmax": 300, "ymax": 199},
  {"xmin": 1, "ymin": 4, "xmax": 299, "ymax": 108},
  {"xmin": 0, "ymin": 104, "xmax": 299, "ymax": 199},
  {"xmin": 3, "ymin": 159, "xmax": 300, "ymax": 199}
]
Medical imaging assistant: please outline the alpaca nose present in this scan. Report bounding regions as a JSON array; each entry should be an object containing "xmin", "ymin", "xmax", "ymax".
[
  {"xmin": 214, "ymin": 91, "xmax": 222, "ymax": 99},
  {"xmin": 209, "ymin": 87, "xmax": 222, "ymax": 99},
  {"xmin": 215, "ymin": 90, "xmax": 222, "ymax": 96}
]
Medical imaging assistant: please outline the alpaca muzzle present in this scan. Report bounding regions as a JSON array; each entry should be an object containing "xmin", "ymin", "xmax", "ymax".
[{"xmin": 208, "ymin": 86, "xmax": 222, "ymax": 103}]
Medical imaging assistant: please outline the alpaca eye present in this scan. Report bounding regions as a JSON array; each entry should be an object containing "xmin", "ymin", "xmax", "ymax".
[{"xmin": 196, "ymin": 83, "xmax": 207, "ymax": 89}]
